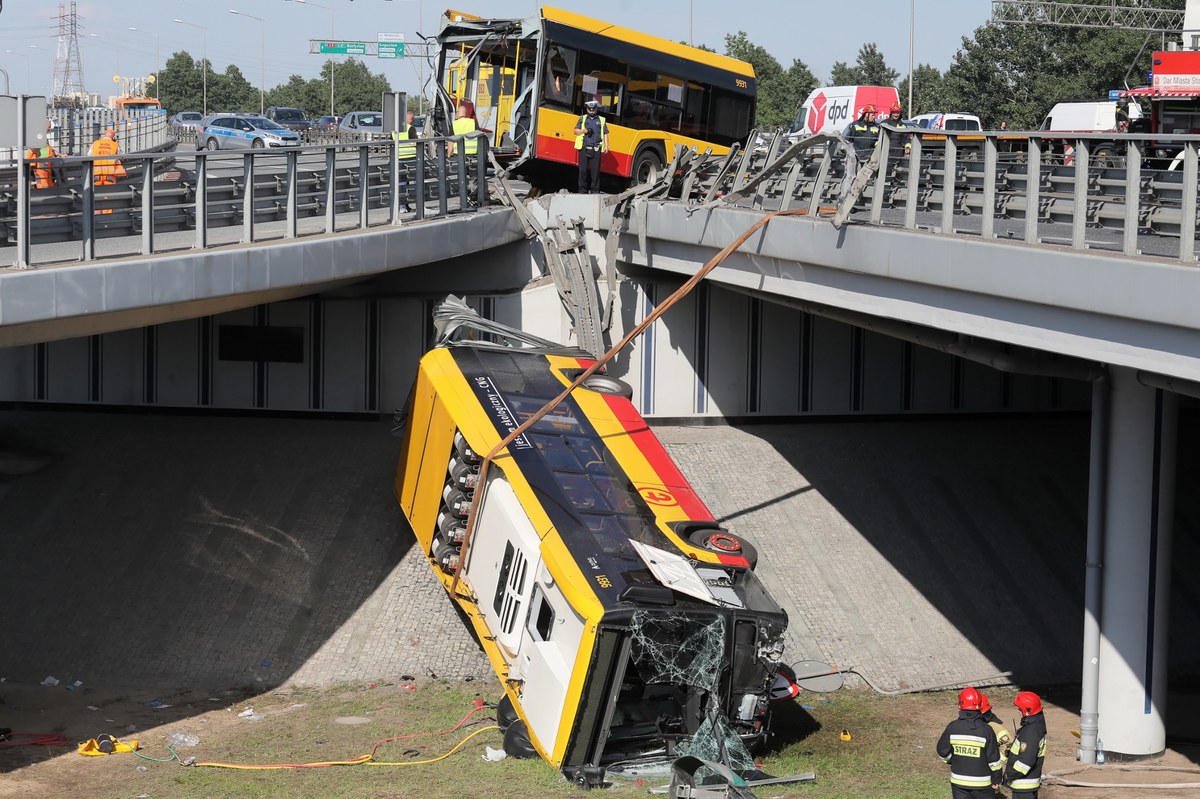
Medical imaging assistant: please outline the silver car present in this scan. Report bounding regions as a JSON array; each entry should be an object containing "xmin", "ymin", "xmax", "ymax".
[
  {"xmin": 197, "ymin": 114, "xmax": 301, "ymax": 151},
  {"xmin": 338, "ymin": 111, "xmax": 384, "ymax": 137},
  {"xmin": 170, "ymin": 111, "xmax": 205, "ymax": 130}
]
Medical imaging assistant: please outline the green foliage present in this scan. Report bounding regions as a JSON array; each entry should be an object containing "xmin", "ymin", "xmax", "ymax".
[
  {"xmin": 897, "ymin": 64, "xmax": 947, "ymax": 116},
  {"xmin": 157, "ymin": 51, "xmax": 204, "ymax": 113},
  {"xmin": 828, "ymin": 44, "xmax": 899, "ymax": 88},
  {"xmin": 724, "ymin": 31, "xmax": 817, "ymax": 127}
]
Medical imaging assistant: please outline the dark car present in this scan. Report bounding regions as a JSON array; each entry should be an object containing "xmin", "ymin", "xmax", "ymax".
[
  {"xmin": 314, "ymin": 115, "xmax": 340, "ymax": 131},
  {"xmin": 264, "ymin": 106, "xmax": 312, "ymax": 132}
]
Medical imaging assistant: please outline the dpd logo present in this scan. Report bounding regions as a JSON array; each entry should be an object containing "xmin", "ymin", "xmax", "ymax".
[
  {"xmin": 808, "ymin": 92, "xmax": 828, "ymax": 133},
  {"xmin": 827, "ymin": 98, "xmax": 851, "ymax": 128}
]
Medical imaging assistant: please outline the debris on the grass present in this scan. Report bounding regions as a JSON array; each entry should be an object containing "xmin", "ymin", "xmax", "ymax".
[
  {"xmin": 482, "ymin": 746, "xmax": 507, "ymax": 762},
  {"xmin": 166, "ymin": 731, "xmax": 200, "ymax": 748},
  {"xmin": 87, "ymin": 705, "xmax": 100, "ymax": 711},
  {"xmin": 237, "ymin": 707, "xmax": 255, "ymax": 718},
  {"xmin": 333, "ymin": 716, "xmax": 372, "ymax": 725},
  {"xmin": 41, "ymin": 675, "xmax": 59, "ymax": 687}
]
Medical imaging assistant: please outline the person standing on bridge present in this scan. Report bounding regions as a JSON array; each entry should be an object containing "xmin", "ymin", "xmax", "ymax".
[
  {"xmin": 573, "ymin": 98, "xmax": 607, "ymax": 193},
  {"xmin": 1003, "ymin": 691, "xmax": 1047, "ymax": 799},
  {"xmin": 391, "ymin": 110, "xmax": 418, "ymax": 213},
  {"xmin": 90, "ymin": 128, "xmax": 125, "ymax": 186},
  {"xmin": 450, "ymin": 103, "xmax": 478, "ymax": 159},
  {"xmin": 26, "ymin": 121, "xmax": 61, "ymax": 189},
  {"xmin": 936, "ymin": 686, "xmax": 1002, "ymax": 799},
  {"xmin": 844, "ymin": 103, "xmax": 881, "ymax": 158}
]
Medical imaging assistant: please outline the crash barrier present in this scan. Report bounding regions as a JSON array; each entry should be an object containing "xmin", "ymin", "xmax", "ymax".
[
  {"xmin": 173, "ymin": 128, "xmax": 412, "ymax": 148},
  {"xmin": 652, "ymin": 128, "xmax": 1200, "ymax": 263},
  {"xmin": 2, "ymin": 134, "xmax": 491, "ymax": 267},
  {"xmin": 46, "ymin": 108, "xmax": 171, "ymax": 157}
]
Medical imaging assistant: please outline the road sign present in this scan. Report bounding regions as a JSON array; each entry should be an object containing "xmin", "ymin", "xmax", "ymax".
[
  {"xmin": 319, "ymin": 41, "xmax": 368, "ymax": 55},
  {"xmin": 378, "ymin": 32, "xmax": 404, "ymax": 42},
  {"xmin": 378, "ymin": 42, "xmax": 404, "ymax": 59}
]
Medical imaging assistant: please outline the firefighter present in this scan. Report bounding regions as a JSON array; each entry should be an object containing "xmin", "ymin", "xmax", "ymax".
[
  {"xmin": 90, "ymin": 128, "xmax": 126, "ymax": 186},
  {"xmin": 936, "ymin": 686, "xmax": 1003, "ymax": 799},
  {"xmin": 884, "ymin": 101, "xmax": 904, "ymax": 126},
  {"xmin": 26, "ymin": 121, "xmax": 60, "ymax": 189},
  {"xmin": 843, "ymin": 103, "xmax": 881, "ymax": 158},
  {"xmin": 979, "ymin": 692, "xmax": 1014, "ymax": 766},
  {"xmin": 1004, "ymin": 691, "xmax": 1048, "ymax": 799}
]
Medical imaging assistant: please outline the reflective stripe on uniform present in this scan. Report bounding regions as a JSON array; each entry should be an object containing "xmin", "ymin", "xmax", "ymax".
[
  {"xmin": 1011, "ymin": 759, "xmax": 1032, "ymax": 775},
  {"xmin": 1009, "ymin": 777, "xmax": 1041, "ymax": 790},
  {"xmin": 950, "ymin": 772, "xmax": 993, "ymax": 787}
]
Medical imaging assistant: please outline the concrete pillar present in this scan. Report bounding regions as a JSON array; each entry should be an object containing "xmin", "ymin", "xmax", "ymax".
[{"xmin": 1097, "ymin": 367, "xmax": 1177, "ymax": 759}]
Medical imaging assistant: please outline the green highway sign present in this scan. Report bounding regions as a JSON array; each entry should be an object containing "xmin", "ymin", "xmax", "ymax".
[
  {"xmin": 319, "ymin": 41, "xmax": 368, "ymax": 55},
  {"xmin": 378, "ymin": 42, "xmax": 404, "ymax": 59}
]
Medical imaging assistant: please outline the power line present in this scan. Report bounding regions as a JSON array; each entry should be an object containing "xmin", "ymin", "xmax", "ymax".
[{"xmin": 51, "ymin": 1, "xmax": 86, "ymax": 98}]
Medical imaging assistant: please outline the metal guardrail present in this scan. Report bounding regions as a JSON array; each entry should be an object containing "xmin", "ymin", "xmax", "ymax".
[
  {"xmin": 658, "ymin": 128, "xmax": 1200, "ymax": 263},
  {"xmin": 2, "ymin": 134, "xmax": 491, "ymax": 268}
]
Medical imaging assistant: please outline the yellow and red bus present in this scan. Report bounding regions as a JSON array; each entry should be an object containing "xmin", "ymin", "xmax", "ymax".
[
  {"xmin": 393, "ymin": 299, "xmax": 789, "ymax": 782},
  {"xmin": 434, "ymin": 6, "xmax": 756, "ymax": 187}
]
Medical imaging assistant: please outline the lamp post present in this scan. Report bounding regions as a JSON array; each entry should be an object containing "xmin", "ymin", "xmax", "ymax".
[
  {"xmin": 285, "ymin": 0, "xmax": 335, "ymax": 116},
  {"xmin": 229, "ymin": 9, "xmax": 266, "ymax": 115},
  {"xmin": 5, "ymin": 49, "xmax": 29, "ymax": 93},
  {"xmin": 907, "ymin": 0, "xmax": 915, "ymax": 115},
  {"xmin": 173, "ymin": 19, "xmax": 208, "ymax": 115},
  {"xmin": 128, "ymin": 27, "xmax": 161, "ymax": 99}
]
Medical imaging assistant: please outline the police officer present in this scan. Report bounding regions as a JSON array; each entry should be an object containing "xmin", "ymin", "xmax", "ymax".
[
  {"xmin": 844, "ymin": 103, "xmax": 881, "ymax": 158},
  {"xmin": 1004, "ymin": 691, "xmax": 1048, "ymax": 799},
  {"xmin": 936, "ymin": 686, "xmax": 1003, "ymax": 799},
  {"xmin": 573, "ymin": 98, "xmax": 608, "ymax": 193}
]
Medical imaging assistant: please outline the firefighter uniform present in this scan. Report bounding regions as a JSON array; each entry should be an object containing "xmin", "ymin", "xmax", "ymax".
[
  {"xmin": 936, "ymin": 710, "xmax": 1003, "ymax": 799},
  {"xmin": 1004, "ymin": 711, "xmax": 1047, "ymax": 798},
  {"xmin": 843, "ymin": 114, "xmax": 881, "ymax": 158}
]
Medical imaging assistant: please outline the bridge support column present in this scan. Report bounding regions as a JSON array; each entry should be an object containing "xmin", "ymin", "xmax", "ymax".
[{"xmin": 1096, "ymin": 366, "xmax": 1177, "ymax": 760}]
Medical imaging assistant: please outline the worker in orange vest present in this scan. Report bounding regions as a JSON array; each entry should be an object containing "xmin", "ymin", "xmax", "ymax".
[
  {"xmin": 90, "ymin": 128, "xmax": 126, "ymax": 185},
  {"xmin": 26, "ymin": 120, "xmax": 61, "ymax": 189}
]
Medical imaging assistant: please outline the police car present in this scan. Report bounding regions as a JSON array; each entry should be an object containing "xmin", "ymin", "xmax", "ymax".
[{"xmin": 196, "ymin": 114, "xmax": 302, "ymax": 151}]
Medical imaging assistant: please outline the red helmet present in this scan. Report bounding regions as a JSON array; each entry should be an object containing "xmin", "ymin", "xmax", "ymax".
[
  {"xmin": 958, "ymin": 686, "xmax": 982, "ymax": 711},
  {"xmin": 1014, "ymin": 691, "xmax": 1043, "ymax": 716},
  {"xmin": 890, "ymin": 102, "xmax": 903, "ymax": 114},
  {"xmin": 979, "ymin": 693, "xmax": 992, "ymax": 714},
  {"xmin": 860, "ymin": 103, "xmax": 878, "ymax": 116}
]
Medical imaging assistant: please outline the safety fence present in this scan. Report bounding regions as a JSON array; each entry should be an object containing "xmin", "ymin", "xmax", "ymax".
[
  {"xmin": 46, "ymin": 108, "xmax": 172, "ymax": 157},
  {"xmin": 1, "ymin": 135, "xmax": 490, "ymax": 268},
  {"xmin": 651, "ymin": 128, "xmax": 1200, "ymax": 263}
]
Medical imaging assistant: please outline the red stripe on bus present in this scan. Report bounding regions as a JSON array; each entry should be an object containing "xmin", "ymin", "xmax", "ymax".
[{"xmin": 536, "ymin": 134, "xmax": 634, "ymax": 177}]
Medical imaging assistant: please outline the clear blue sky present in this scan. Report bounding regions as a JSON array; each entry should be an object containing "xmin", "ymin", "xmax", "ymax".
[{"xmin": 0, "ymin": 0, "xmax": 992, "ymax": 102}]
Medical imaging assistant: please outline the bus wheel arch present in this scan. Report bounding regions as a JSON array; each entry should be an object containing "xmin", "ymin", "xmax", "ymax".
[
  {"xmin": 630, "ymin": 142, "xmax": 665, "ymax": 186},
  {"xmin": 687, "ymin": 528, "xmax": 759, "ymax": 569},
  {"xmin": 495, "ymin": 694, "xmax": 519, "ymax": 731},
  {"xmin": 580, "ymin": 374, "xmax": 633, "ymax": 400}
]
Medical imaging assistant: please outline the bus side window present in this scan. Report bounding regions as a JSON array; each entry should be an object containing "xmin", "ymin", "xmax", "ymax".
[
  {"xmin": 527, "ymin": 586, "xmax": 555, "ymax": 642},
  {"xmin": 544, "ymin": 46, "xmax": 576, "ymax": 107}
]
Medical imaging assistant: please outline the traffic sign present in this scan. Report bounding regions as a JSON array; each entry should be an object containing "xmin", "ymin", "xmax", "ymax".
[
  {"xmin": 378, "ymin": 42, "xmax": 404, "ymax": 59},
  {"xmin": 378, "ymin": 32, "xmax": 404, "ymax": 42},
  {"xmin": 319, "ymin": 41, "xmax": 367, "ymax": 55}
]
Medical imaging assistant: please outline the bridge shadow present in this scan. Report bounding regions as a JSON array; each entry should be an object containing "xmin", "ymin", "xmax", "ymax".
[{"xmin": 0, "ymin": 407, "xmax": 487, "ymax": 770}]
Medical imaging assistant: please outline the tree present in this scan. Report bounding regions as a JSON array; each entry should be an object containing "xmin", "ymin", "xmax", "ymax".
[
  {"xmin": 897, "ymin": 64, "xmax": 947, "ymax": 116},
  {"xmin": 724, "ymin": 31, "xmax": 816, "ymax": 127},
  {"xmin": 265, "ymin": 74, "xmax": 328, "ymax": 118},
  {"xmin": 157, "ymin": 51, "xmax": 203, "ymax": 112},
  {"xmin": 326, "ymin": 58, "xmax": 392, "ymax": 116},
  {"xmin": 827, "ymin": 43, "xmax": 899, "ymax": 88},
  {"xmin": 208, "ymin": 64, "xmax": 257, "ymax": 113}
]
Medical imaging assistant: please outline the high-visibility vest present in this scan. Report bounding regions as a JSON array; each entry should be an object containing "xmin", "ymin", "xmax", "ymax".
[
  {"xmin": 390, "ymin": 129, "xmax": 417, "ymax": 161},
  {"xmin": 26, "ymin": 146, "xmax": 57, "ymax": 188},
  {"xmin": 573, "ymin": 114, "xmax": 607, "ymax": 150},
  {"xmin": 452, "ymin": 116, "xmax": 478, "ymax": 155},
  {"xmin": 90, "ymin": 137, "xmax": 126, "ymax": 184}
]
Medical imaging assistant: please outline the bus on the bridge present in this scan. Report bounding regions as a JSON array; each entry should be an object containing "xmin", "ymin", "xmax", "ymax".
[
  {"xmin": 433, "ymin": 6, "xmax": 757, "ymax": 187},
  {"xmin": 392, "ymin": 297, "xmax": 789, "ymax": 782}
]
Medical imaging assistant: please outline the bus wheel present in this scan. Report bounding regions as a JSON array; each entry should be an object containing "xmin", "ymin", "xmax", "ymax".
[
  {"xmin": 688, "ymin": 529, "xmax": 759, "ymax": 569},
  {"xmin": 581, "ymin": 374, "xmax": 634, "ymax": 400},
  {"xmin": 495, "ymin": 694, "xmax": 518, "ymax": 731},
  {"xmin": 502, "ymin": 720, "xmax": 537, "ymax": 759},
  {"xmin": 630, "ymin": 146, "xmax": 662, "ymax": 187}
]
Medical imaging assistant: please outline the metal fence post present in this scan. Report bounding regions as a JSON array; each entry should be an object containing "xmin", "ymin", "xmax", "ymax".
[
  {"xmin": 1181, "ymin": 140, "xmax": 1198, "ymax": 262},
  {"xmin": 456, "ymin": 140, "xmax": 469, "ymax": 209},
  {"xmin": 15, "ymin": 95, "xmax": 30, "ymax": 268},
  {"xmin": 904, "ymin": 133, "xmax": 920, "ymax": 230},
  {"xmin": 81, "ymin": 160, "xmax": 95, "ymax": 261},
  {"xmin": 1071, "ymin": 137, "xmax": 1089, "ymax": 250},
  {"xmin": 437, "ymin": 139, "xmax": 449, "ymax": 217},
  {"xmin": 359, "ymin": 144, "xmax": 370, "ymax": 229},
  {"xmin": 940, "ymin": 134, "xmax": 957, "ymax": 234},
  {"xmin": 286, "ymin": 149, "xmax": 298, "ymax": 238},
  {"xmin": 325, "ymin": 147, "xmax": 336, "ymax": 234},
  {"xmin": 415, "ymin": 139, "xmax": 426, "ymax": 221},
  {"xmin": 981, "ymin": 135, "xmax": 998, "ymax": 240},
  {"xmin": 195, "ymin": 152, "xmax": 208, "ymax": 249},
  {"xmin": 242, "ymin": 152, "xmax": 255, "ymax": 243},
  {"xmin": 808, "ymin": 146, "xmax": 833, "ymax": 217},
  {"xmin": 1123, "ymin": 139, "xmax": 1141, "ymax": 257},
  {"xmin": 389, "ymin": 137, "xmax": 401, "ymax": 223},
  {"xmin": 1024, "ymin": 137, "xmax": 1041, "ymax": 245},
  {"xmin": 476, "ymin": 138, "xmax": 489, "ymax": 207},
  {"xmin": 141, "ymin": 154, "xmax": 155, "ymax": 255},
  {"xmin": 869, "ymin": 130, "xmax": 890, "ymax": 224}
]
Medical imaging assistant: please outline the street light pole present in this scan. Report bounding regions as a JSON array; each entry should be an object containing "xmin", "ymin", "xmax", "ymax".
[
  {"xmin": 287, "ymin": 0, "xmax": 336, "ymax": 116},
  {"xmin": 229, "ymin": 9, "xmax": 266, "ymax": 115},
  {"xmin": 6, "ymin": 49, "xmax": 29, "ymax": 93},
  {"xmin": 128, "ymin": 28, "xmax": 160, "ymax": 99},
  {"xmin": 174, "ymin": 19, "xmax": 208, "ymax": 114},
  {"xmin": 908, "ymin": 0, "xmax": 915, "ymax": 115}
]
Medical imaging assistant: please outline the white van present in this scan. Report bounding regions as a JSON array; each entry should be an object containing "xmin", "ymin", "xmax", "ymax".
[
  {"xmin": 909, "ymin": 112, "xmax": 982, "ymax": 132},
  {"xmin": 790, "ymin": 85, "xmax": 901, "ymax": 137},
  {"xmin": 1040, "ymin": 101, "xmax": 1140, "ymax": 132}
]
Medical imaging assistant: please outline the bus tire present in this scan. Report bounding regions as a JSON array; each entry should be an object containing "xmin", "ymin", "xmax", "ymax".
[
  {"xmin": 502, "ymin": 720, "xmax": 537, "ymax": 759},
  {"xmin": 630, "ymin": 145, "xmax": 663, "ymax": 187},
  {"xmin": 581, "ymin": 374, "xmax": 634, "ymax": 400},
  {"xmin": 495, "ymin": 694, "xmax": 519, "ymax": 731},
  {"xmin": 688, "ymin": 529, "xmax": 759, "ymax": 570}
]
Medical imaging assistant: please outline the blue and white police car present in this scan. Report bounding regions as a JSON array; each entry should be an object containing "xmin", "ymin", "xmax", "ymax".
[{"xmin": 196, "ymin": 114, "xmax": 302, "ymax": 151}]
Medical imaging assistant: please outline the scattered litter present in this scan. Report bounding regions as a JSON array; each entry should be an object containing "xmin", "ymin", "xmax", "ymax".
[
  {"xmin": 464, "ymin": 676, "xmax": 474, "ymax": 682},
  {"xmin": 1, "ymin": 677, "xmax": 7, "ymax": 683},
  {"xmin": 180, "ymin": 757, "xmax": 196, "ymax": 767},
  {"xmin": 87, "ymin": 706, "xmax": 101, "ymax": 712},
  {"xmin": 207, "ymin": 697, "xmax": 222, "ymax": 702},
  {"xmin": 136, "ymin": 765, "xmax": 148, "ymax": 773},
  {"xmin": 237, "ymin": 708, "xmax": 255, "ymax": 718},
  {"xmin": 482, "ymin": 746, "xmax": 507, "ymax": 762},
  {"xmin": 400, "ymin": 683, "xmax": 416, "ymax": 692},
  {"xmin": 801, "ymin": 704, "xmax": 815, "ymax": 710},
  {"xmin": 333, "ymin": 716, "xmax": 372, "ymax": 726},
  {"xmin": 260, "ymin": 660, "xmax": 271, "ymax": 668},
  {"xmin": 839, "ymin": 729, "xmax": 852, "ymax": 742},
  {"xmin": 288, "ymin": 703, "xmax": 308, "ymax": 710},
  {"xmin": 400, "ymin": 674, "xmax": 415, "ymax": 681},
  {"xmin": 41, "ymin": 676, "xmax": 59, "ymax": 687},
  {"xmin": 126, "ymin": 725, "xmax": 138, "ymax": 733},
  {"xmin": 65, "ymin": 680, "xmax": 83, "ymax": 691},
  {"xmin": 146, "ymin": 700, "xmax": 163, "ymax": 708},
  {"xmin": 105, "ymin": 718, "xmax": 116, "ymax": 723},
  {"xmin": 166, "ymin": 731, "xmax": 200, "ymax": 749},
  {"xmin": 245, "ymin": 714, "xmax": 264, "ymax": 721},
  {"xmin": 152, "ymin": 705, "xmax": 172, "ymax": 710}
]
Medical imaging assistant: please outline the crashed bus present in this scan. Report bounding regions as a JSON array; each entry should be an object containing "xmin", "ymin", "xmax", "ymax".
[
  {"xmin": 393, "ymin": 300, "xmax": 789, "ymax": 784},
  {"xmin": 433, "ymin": 6, "xmax": 757, "ymax": 187}
]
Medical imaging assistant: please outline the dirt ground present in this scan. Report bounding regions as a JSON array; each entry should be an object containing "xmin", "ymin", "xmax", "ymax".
[{"xmin": 4, "ymin": 679, "xmax": 1200, "ymax": 799}]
